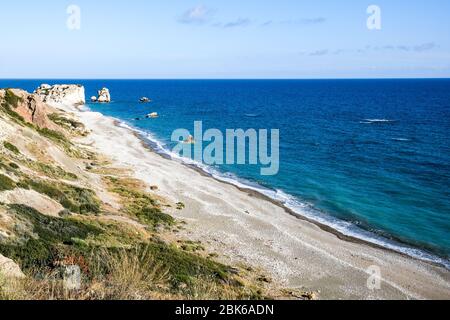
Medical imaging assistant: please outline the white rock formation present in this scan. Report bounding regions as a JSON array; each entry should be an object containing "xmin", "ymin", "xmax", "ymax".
[
  {"xmin": 90, "ymin": 96, "xmax": 97, "ymax": 102},
  {"xmin": 97, "ymin": 88, "xmax": 111, "ymax": 103},
  {"xmin": 0, "ymin": 254, "xmax": 25, "ymax": 278},
  {"xmin": 35, "ymin": 84, "xmax": 86, "ymax": 107}
]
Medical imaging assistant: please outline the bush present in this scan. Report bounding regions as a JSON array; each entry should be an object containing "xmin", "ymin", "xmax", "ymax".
[
  {"xmin": 0, "ymin": 174, "xmax": 16, "ymax": 191},
  {"xmin": 4, "ymin": 89, "xmax": 23, "ymax": 108},
  {"xmin": 0, "ymin": 204, "xmax": 102, "ymax": 270},
  {"xmin": 24, "ymin": 179, "xmax": 100, "ymax": 215},
  {"xmin": 3, "ymin": 141, "xmax": 20, "ymax": 154}
]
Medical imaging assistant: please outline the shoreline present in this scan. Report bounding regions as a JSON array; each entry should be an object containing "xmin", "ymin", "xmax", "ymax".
[
  {"xmin": 123, "ymin": 120, "xmax": 450, "ymax": 271},
  {"xmin": 70, "ymin": 106, "xmax": 450, "ymax": 299}
]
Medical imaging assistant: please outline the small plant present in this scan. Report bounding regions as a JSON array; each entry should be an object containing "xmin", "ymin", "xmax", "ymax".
[
  {"xmin": 3, "ymin": 141, "xmax": 20, "ymax": 154},
  {"xmin": 48, "ymin": 113, "xmax": 84, "ymax": 131},
  {"xmin": 104, "ymin": 177, "xmax": 174, "ymax": 229},
  {"xmin": 24, "ymin": 179, "xmax": 100, "ymax": 215},
  {"xmin": 9, "ymin": 163, "xmax": 19, "ymax": 170},
  {"xmin": 4, "ymin": 89, "xmax": 23, "ymax": 108},
  {"xmin": 0, "ymin": 174, "xmax": 16, "ymax": 191},
  {"xmin": 176, "ymin": 202, "xmax": 185, "ymax": 210},
  {"xmin": 0, "ymin": 101, "xmax": 29, "ymax": 127},
  {"xmin": 27, "ymin": 161, "xmax": 77, "ymax": 180}
]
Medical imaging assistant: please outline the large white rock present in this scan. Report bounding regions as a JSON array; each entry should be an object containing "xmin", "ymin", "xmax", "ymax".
[
  {"xmin": 97, "ymin": 88, "xmax": 111, "ymax": 103},
  {"xmin": 35, "ymin": 84, "xmax": 86, "ymax": 107},
  {"xmin": 0, "ymin": 254, "xmax": 25, "ymax": 279}
]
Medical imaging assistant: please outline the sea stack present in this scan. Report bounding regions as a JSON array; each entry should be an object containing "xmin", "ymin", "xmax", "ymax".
[{"xmin": 97, "ymin": 88, "xmax": 111, "ymax": 103}]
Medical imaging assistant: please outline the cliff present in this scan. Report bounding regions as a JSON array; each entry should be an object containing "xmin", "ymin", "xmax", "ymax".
[
  {"xmin": 35, "ymin": 84, "xmax": 86, "ymax": 107},
  {"xmin": 0, "ymin": 86, "xmax": 278, "ymax": 300}
]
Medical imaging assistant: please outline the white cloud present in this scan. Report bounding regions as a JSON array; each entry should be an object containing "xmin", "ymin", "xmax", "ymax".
[{"xmin": 178, "ymin": 5, "xmax": 213, "ymax": 25}]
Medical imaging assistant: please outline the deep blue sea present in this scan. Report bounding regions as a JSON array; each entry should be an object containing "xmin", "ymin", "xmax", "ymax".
[{"xmin": 2, "ymin": 79, "xmax": 450, "ymax": 267}]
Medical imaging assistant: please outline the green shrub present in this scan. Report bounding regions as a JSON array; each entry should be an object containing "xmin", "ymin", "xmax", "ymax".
[
  {"xmin": 24, "ymin": 179, "xmax": 100, "ymax": 215},
  {"xmin": 141, "ymin": 241, "xmax": 229, "ymax": 287},
  {"xmin": 27, "ymin": 161, "xmax": 77, "ymax": 180},
  {"xmin": 4, "ymin": 89, "xmax": 23, "ymax": 108},
  {"xmin": 0, "ymin": 174, "xmax": 16, "ymax": 191},
  {"xmin": 9, "ymin": 162, "xmax": 19, "ymax": 170},
  {"xmin": 48, "ymin": 113, "xmax": 84, "ymax": 130},
  {"xmin": 0, "ymin": 102, "xmax": 26, "ymax": 124},
  {"xmin": 105, "ymin": 177, "xmax": 174, "ymax": 228},
  {"xmin": 0, "ymin": 204, "xmax": 102, "ymax": 270},
  {"xmin": 3, "ymin": 141, "xmax": 20, "ymax": 154},
  {"xmin": 36, "ymin": 127, "xmax": 69, "ymax": 144}
]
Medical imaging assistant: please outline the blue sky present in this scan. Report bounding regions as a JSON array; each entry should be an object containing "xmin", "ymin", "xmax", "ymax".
[{"xmin": 1, "ymin": 0, "xmax": 449, "ymax": 78}]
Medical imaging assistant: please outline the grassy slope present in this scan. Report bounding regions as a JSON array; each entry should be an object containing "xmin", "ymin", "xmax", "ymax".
[{"xmin": 0, "ymin": 90, "xmax": 276, "ymax": 300}]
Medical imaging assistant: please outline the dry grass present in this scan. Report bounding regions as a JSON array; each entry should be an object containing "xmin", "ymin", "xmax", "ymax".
[
  {"xmin": 0, "ymin": 246, "xmax": 171, "ymax": 300},
  {"xmin": 0, "ymin": 244, "xmax": 267, "ymax": 300}
]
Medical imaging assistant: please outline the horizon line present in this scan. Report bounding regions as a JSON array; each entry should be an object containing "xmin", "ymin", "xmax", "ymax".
[{"xmin": 1, "ymin": 77, "xmax": 450, "ymax": 81}]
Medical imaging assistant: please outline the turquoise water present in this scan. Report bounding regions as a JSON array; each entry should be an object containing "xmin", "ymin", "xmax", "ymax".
[{"xmin": 2, "ymin": 79, "xmax": 450, "ymax": 267}]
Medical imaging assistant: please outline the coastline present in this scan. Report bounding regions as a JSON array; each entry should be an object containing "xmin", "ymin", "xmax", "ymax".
[
  {"xmin": 64, "ymin": 105, "xmax": 450, "ymax": 300},
  {"xmin": 126, "ymin": 120, "xmax": 450, "ymax": 271}
]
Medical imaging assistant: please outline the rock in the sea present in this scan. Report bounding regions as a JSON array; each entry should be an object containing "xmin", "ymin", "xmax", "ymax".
[
  {"xmin": 90, "ymin": 96, "xmax": 97, "ymax": 102},
  {"xmin": 183, "ymin": 135, "xmax": 195, "ymax": 144},
  {"xmin": 140, "ymin": 97, "xmax": 151, "ymax": 103},
  {"xmin": 0, "ymin": 254, "xmax": 25, "ymax": 278},
  {"xmin": 146, "ymin": 112, "xmax": 159, "ymax": 118},
  {"xmin": 97, "ymin": 88, "xmax": 111, "ymax": 103},
  {"xmin": 35, "ymin": 84, "xmax": 86, "ymax": 107}
]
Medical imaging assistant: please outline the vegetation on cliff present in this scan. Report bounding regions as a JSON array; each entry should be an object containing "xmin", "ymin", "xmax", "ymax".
[{"xmin": 0, "ymin": 88, "xmax": 271, "ymax": 300}]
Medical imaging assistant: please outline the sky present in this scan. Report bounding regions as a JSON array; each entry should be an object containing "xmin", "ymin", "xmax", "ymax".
[{"xmin": 0, "ymin": 0, "xmax": 449, "ymax": 79}]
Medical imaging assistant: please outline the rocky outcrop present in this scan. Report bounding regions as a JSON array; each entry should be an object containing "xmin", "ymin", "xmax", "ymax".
[
  {"xmin": 140, "ymin": 97, "xmax": 151, "ymax": 103},
  {"xmin": 35, "ymin": 84, "xmax": 86, "ymax": 107},
  {"xmin": 97, "ymin": 88, "xmax": 111, "ymax": 103},
  {"xmin": 90, "ymin": 96, "xmax": 97, "ymax": 102},
  {"xmin": 0, "ymin": 88, "xmax": 57, "ymax": 129},
  {"xmin": 0, "ymin": 254, "xmax": 25, "ymax": 278}
]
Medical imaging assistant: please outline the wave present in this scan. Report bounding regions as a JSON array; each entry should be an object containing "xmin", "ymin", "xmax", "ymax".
[
  {"xmin": 245, "ymin": 113, "xmax": 261, "ymax": 118},
  {"xmin": 115, "ymin": 118, "xmax": 449, "ymax": 270},
  {"xmin": 361, "ymin": 119, "xmax": 397, "ymax": 124},
  {"xmin": 392, "ymin": 138, "xmax": 411, "ymax": 142}
]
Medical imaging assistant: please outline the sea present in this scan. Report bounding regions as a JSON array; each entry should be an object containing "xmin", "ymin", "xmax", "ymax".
[{"xmin": 2, "ymin": 79, "xmax": 449, "ymax": 268}]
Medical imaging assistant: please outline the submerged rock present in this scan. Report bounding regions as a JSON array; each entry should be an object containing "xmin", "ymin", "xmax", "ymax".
[
  {"xmin": 140, "ymin": 97, "xmax": 151, "ymax": 103},
  {"xmin": 97, "ymin": 88, "xmax": 111, "ymax": 103},
  {"xmin": 146, "ymin": 112, "xmax": 158, "ymax": 118}
]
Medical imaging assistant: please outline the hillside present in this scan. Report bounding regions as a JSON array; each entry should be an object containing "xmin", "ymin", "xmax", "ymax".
[{"xmin": 0, "ymin": 86, "xmax": 298, "ymax": 300}]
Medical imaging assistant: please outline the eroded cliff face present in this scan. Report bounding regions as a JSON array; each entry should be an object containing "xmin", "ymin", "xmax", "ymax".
[
  {"xmin": 0, "ymin": 85, "xmax": 274, "ymax": 301},
  {"xmin": 35, "ymin": 84, "xmax": 86, "ymax": 107},
  {"xmin": 0, "ymin": 89, "xmax": 57, "ymax": 130}
]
